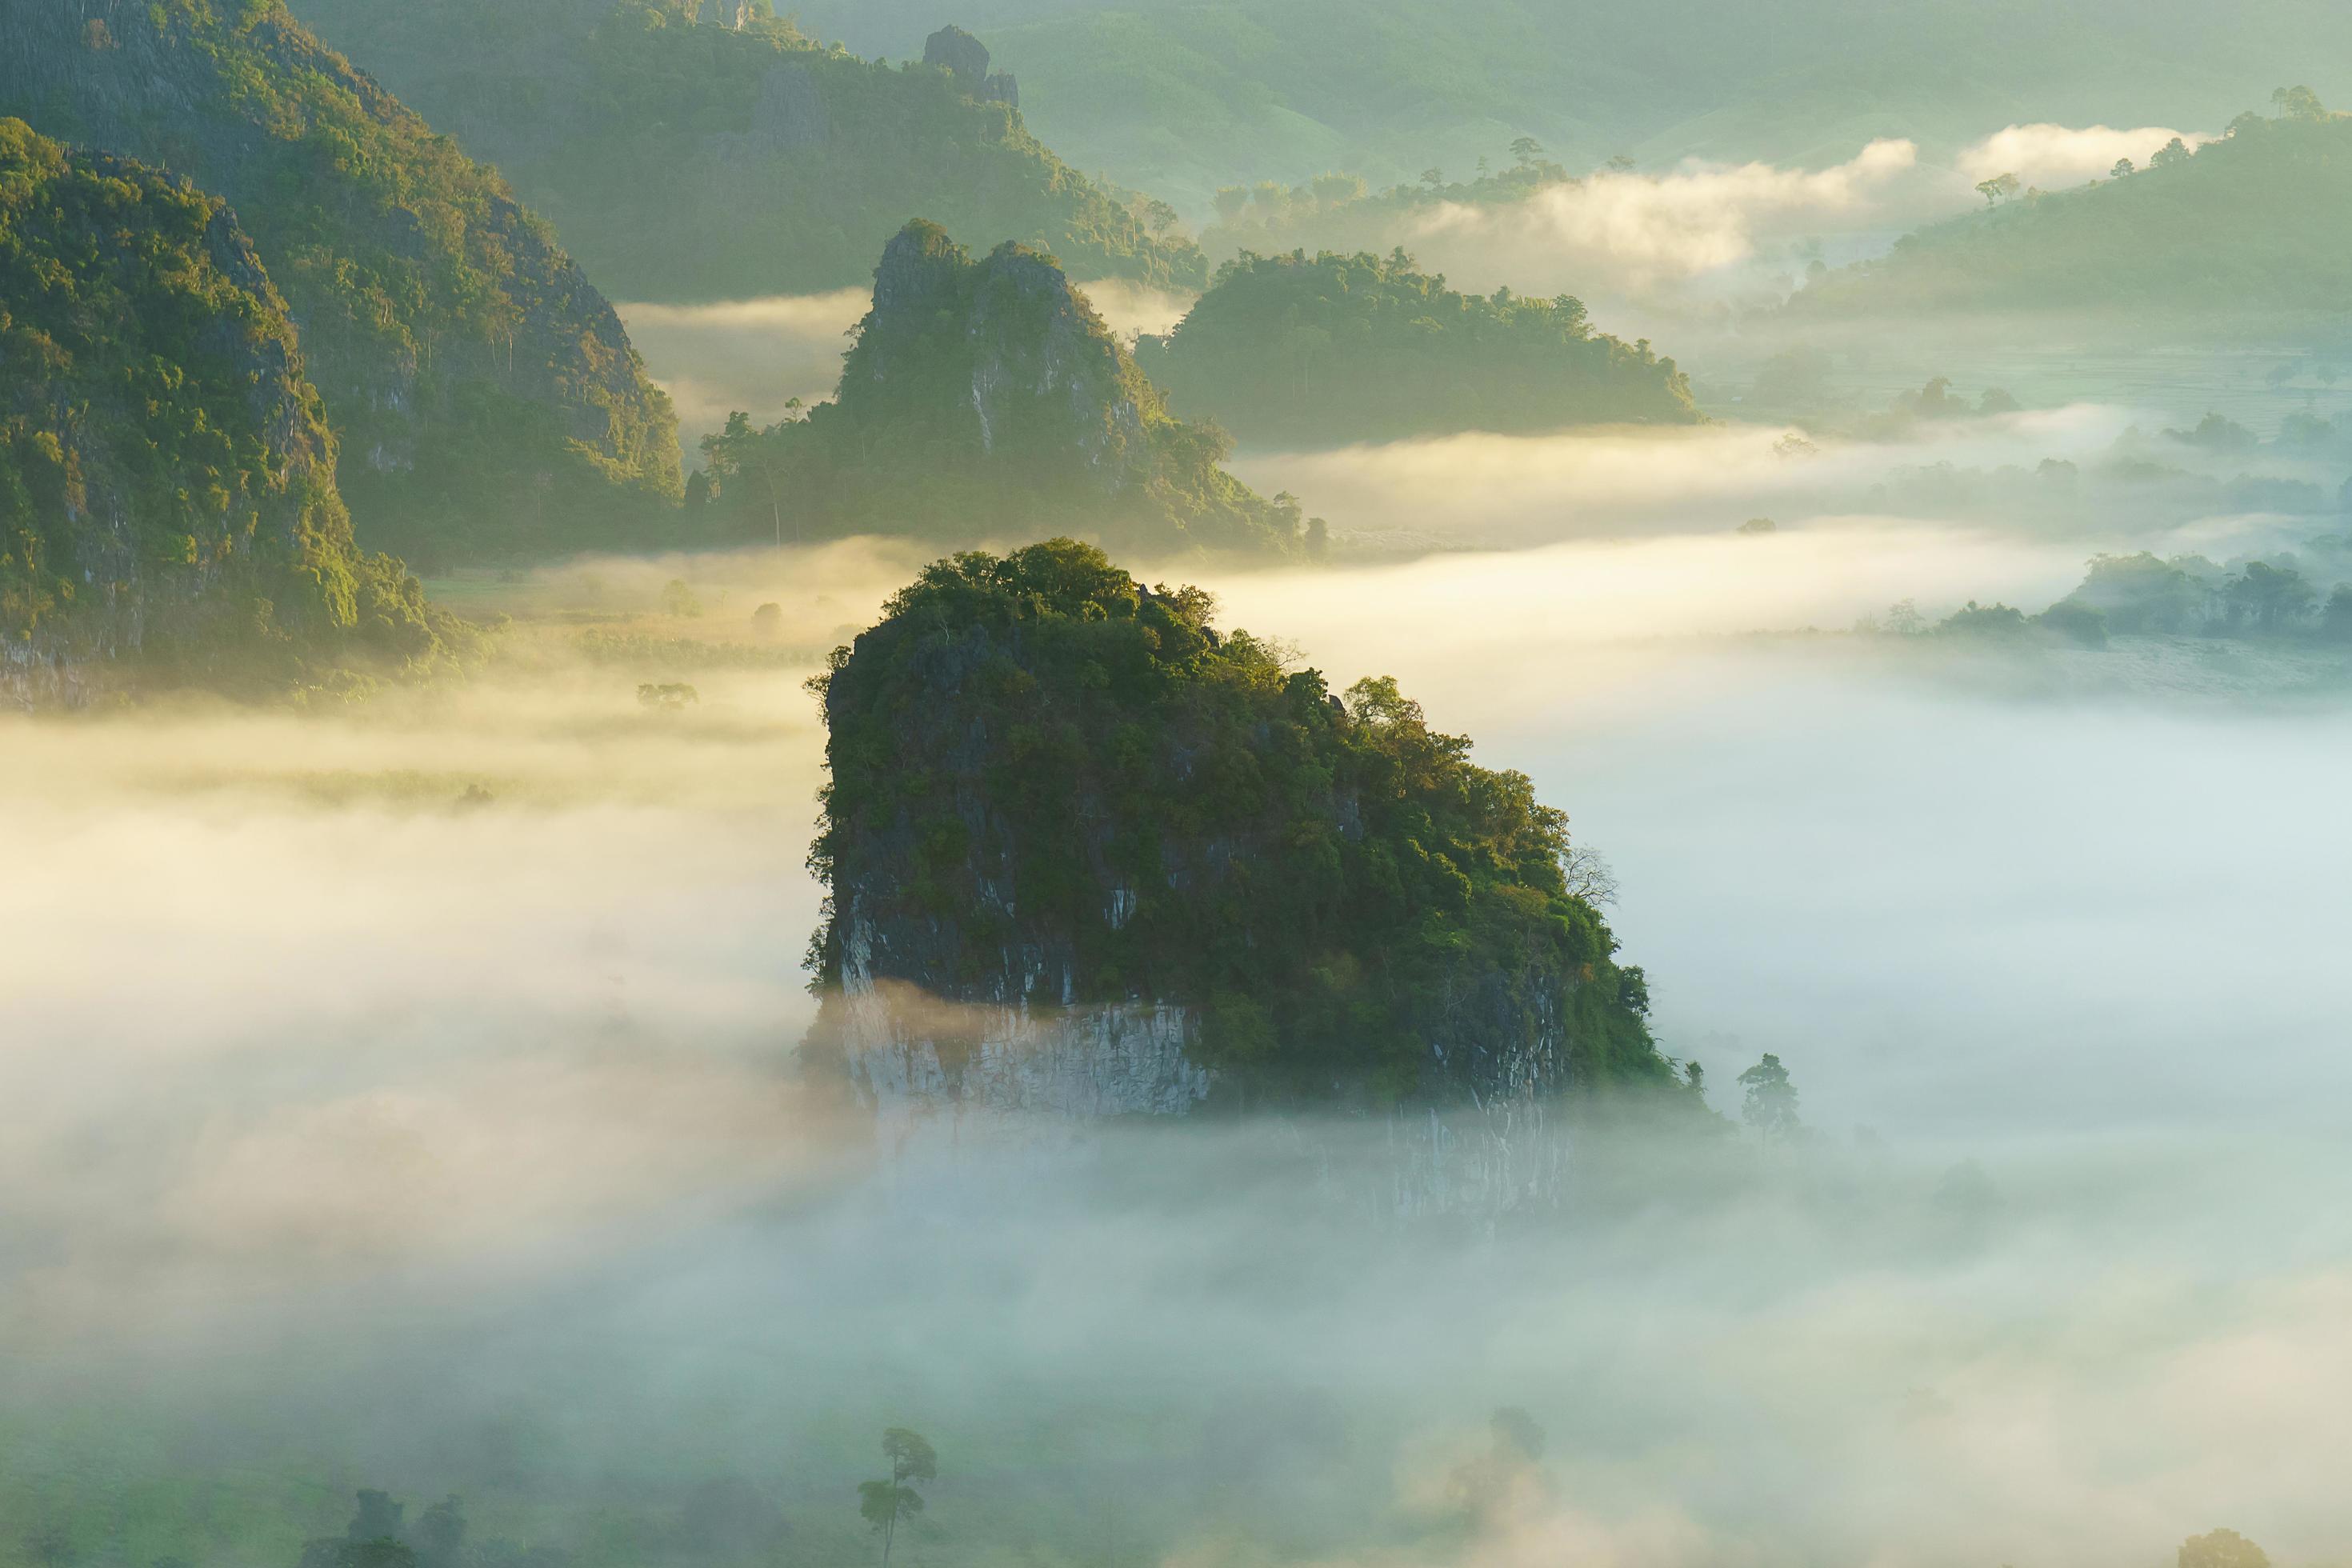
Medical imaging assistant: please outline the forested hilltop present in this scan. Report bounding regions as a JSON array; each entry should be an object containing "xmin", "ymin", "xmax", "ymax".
[
  {"xmin": 0, "ymin": 0, "xmax": 682, "ymax": 568},
  {"xmin": 286, "ymin": 0, "xmax": 1206, "ymax": 298},
  {"xmin": 1795, "ymin": 96, "xmax": 2352, "ymax": 324},
  {"xmin": 1136, "ymin": 248, "xmax": 1699, "ymax": 446},
  {"xmin": 1, "ymin": 122, "xmax": 470, "ymax": 707},
  {"xmin": 804, "ymin": 539, "xmax": 1677, "ymax": 1108},
  {"xmin": 696, "ymin": 222, "xmax": 1301, "ymax": 557}
]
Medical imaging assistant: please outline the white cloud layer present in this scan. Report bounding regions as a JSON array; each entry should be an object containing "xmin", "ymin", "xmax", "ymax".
[
  {"xmin": 1406, "ymin": 140, "xmax": 1919, "ymax": 294},
  {"xmin": 1958, "ymin": 122, "xmax": 2210, "ymax": 187}
]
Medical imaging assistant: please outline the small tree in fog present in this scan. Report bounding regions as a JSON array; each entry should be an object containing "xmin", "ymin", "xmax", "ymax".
[
  {"xmin": 1559, "ymin": 845, "xmax": 1618, "ymax": 908},
  {"xmin": 2180, "ymin": 1530, "xmax": 2269, "ymax": 1568},
  {"xmin": 858, "ymin": 1428, "xmax": 937, "ymax": 1568},
  {"xmin": 1974, "ymin": 171, "xmax": 2020, "ymax": 206},
  {"xmin": 1738, "ymin": 1054, "xmax": 1801, "ymax": 1143},
  {"xmin": 2272, "ymin": 85, "xmax": 2326, "ymax": 121}
]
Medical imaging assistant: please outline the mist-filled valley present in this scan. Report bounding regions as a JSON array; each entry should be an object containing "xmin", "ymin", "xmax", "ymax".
[
  {"xmin": 7, "ymin": 3, "xmax": 2352, "ymax": 1567},
  {"xmin": 13, "ymin": 526, "xmax": 2352, "ymax": 1566}
]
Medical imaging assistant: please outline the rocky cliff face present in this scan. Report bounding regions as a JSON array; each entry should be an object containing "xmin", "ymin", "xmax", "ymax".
[
  {"xmin": 0, "ymin": 0, "xmax": 681, "ymax": 562},
  {"xmin": 799, "ymin": 541, "xmax": 1682, "ymax": 1206},
  {"xmin": 847, "ymin": 220, "xmax": 1152, "ymax": 479},
  {"xmin": 922, "ymin": 25, "xmax": 1018, "ymax": 108},
  {"xmin": 1, "ymin": 121, "xmax": 454, "ymax": 706},
  {"xmin": 766, "ymin": 222, "xmax": 1291, "ymax": 553}
]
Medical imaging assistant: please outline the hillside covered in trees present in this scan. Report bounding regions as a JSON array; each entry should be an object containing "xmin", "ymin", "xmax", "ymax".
[
  {"xmin": 804, "ymin": 538, "xmax": 1676, "ymax": 1106},
  {"xmin": 1794, "ymin": 96, "xmax": 2352, "ymax": 325},
  {"xmin": 1135, "ymin": 248, "xmax": 1699, "ymax": 445},
  {"xmin": 0, "ymin": 0, "xmax": 682, "ymax": 567},
  {"xmin": 1, "ymin": 122, "xmax": 470, "ymax": 706},
  {"xmin": 696, "ymin": 222, "xmax": 1300, "ymax": 556},
  {"xmin": 286, "ymin": 0, "xmax": 1206, "ymax": 298}
]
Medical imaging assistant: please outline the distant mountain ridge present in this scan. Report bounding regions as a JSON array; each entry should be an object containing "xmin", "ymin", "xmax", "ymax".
[
  {"xmin": 781, "ymin": 0, "xmax": 2352, "ymax": 213},
  {"xmin": 0, "ymin": 0, "xmax": 682, "ymax": 565},
  {"xmin": 284, "ymin": 0, "xmax": 1207, "ymax": 299}
]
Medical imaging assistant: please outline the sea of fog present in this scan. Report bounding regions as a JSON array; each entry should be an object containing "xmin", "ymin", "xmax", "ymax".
[{"xmin": 8, "ymin": 412, "xmax": 2352, "ymax": 1566}]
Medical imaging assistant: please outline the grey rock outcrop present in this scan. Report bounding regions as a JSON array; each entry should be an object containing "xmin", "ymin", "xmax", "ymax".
[
  {"xmin": 849, "ymin": 221, "xmax": 1148, "ymax": 478},
  {"xmin": 922, "ymin": 25, "xmax": 991, "ymax": 84}
]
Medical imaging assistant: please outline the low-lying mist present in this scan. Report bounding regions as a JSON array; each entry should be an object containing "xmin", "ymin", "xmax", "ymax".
[
  {"xmin": 7, "ymin": 518, "xmax": 2351, "ymax": 1564},
  {"xmin": 1230, "ymin": 399, "xmax": 2351, "ymax": 563}
]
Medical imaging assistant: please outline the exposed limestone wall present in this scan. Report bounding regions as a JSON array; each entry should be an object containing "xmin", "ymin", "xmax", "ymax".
[{"xmin": 824, "ymin": 915, "xmax": 1573, "ymax": 1217}]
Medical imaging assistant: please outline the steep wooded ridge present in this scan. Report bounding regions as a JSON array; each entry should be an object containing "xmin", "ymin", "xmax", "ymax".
[
  {"xmin": 1135, "ymin": 248, "xmax": 1702, "ymax": 446},
  {"xmin": 699, "ymin": 222, "xmax": 1297, "ymax": 555},
  {"xmin": 1795, "ymin": 103, "xmax": 2352, "ymax": 322},
  {"xmin": 0, "ymin": 122, "xmax": 466, "ymax": 706},
  {"xmin": 284, "ymin": 0, "xmax": 1206, "ymax": 298},
  {"xmin": 802, "ymin": 541, "xmax": 1673, "ymax": 1120},
  {"xmin": 0, "ymin": 0, "xmax": 681, "ymax": 566}
]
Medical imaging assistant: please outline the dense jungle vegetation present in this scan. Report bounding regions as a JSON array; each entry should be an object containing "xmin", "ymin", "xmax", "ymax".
[
  {"xmin": 0, "ymin": 121, "xmax": 471, "ymax": 696},
  {"xmin": 0, "ymin": 0, "xmax": 683, "ymax": 567},
  {"xmin": 1135, "ymin": 247, "xmax": 1699, "ymax": 444},
  {"xmin": 807, "ymin": 539, "xmax": 1674, "ymax": 1103}
]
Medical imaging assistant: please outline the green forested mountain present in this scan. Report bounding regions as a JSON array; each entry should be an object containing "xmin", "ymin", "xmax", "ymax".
[
  {"xmin": 697, "ymin": 222, "xmax": 1298, "ymax": 556},
  {"xmin": 782, "ymin": 0, "xmax": 2352, "ymax": 212},
  {"xmin": 1794, "ymin": 101, "xmax": 2352, "ymax": 323},
  {"xmin": 285, "ymin": 0, "xmax": 1206, "ymax": 298},
  {"xmin": 1135, "ymin": 249, "xmax": 1698, "ymax": 445},
  {"xmin": 804, "ymin": 538, "xmax": 1674, "ymax": 1105},
  {"xmin": 0, "ymin": 0, "xmax": 682, "ymax": 567},
  {"xmin": 1, "ymin": 121, "xmax": 467, "ymax": 706}
]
